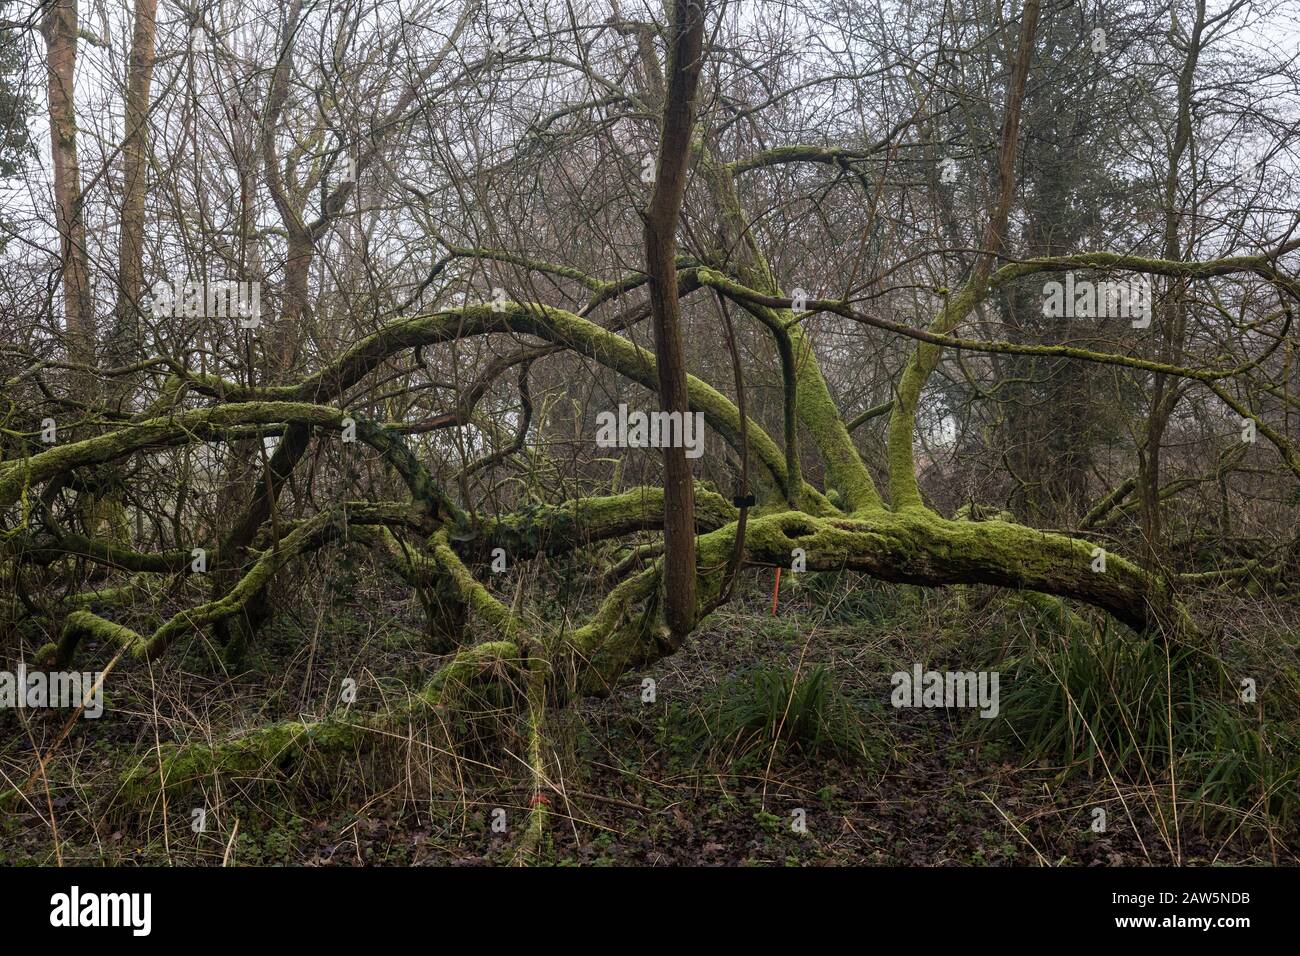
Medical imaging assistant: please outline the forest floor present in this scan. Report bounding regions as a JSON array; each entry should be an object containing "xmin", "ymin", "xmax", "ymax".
[{"xmin": 2, "ymin": 564, "xmax": 1297, "ymax": 866}]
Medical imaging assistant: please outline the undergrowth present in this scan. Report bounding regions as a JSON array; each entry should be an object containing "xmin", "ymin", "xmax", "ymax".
[{"xmin": 986, "ymin": 604, "xmax": 1300, "ymax": 835}]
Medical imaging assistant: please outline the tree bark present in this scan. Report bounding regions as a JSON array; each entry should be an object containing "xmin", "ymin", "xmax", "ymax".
[
  {"xmin": 42, "ymin": 0, "xmax": 94, "ymax": 395},
  {"xmin": 109, "ymin": 0, "xmax": 158, "ymax": 403},
  {"xmin": 1140, "ymin": 0, "xmax": 1204, "ymax": 570},
  {"xmin": 643, "ymin": 0, "xmax": 707, "ymax": 641}
]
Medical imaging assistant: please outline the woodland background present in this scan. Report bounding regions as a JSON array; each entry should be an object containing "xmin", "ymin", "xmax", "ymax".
[{"xmin": 0, "ymin": 0, "xmax": 1298, "ymax": 865}]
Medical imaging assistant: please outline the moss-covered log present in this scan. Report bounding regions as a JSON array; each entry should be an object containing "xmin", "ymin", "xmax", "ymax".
[
  {"xmin": 105, "ymin": 640, "xmax": 520, "ymax": 810},
  {"xmin": 475, "ymin": 486, "xmax": 737, "ymax": 558}
]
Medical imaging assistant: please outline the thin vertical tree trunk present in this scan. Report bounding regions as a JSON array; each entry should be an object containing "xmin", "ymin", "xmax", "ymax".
[
  {"xmin": 42, "ymin": 0, "xmax": 94, "ymax": 394},
  {"xmin": 1140, "ymin": 0, "xmax": 1205, "ymax": 570},
  {"xmin": 643, "ymin": 0, "xmax": 707, "ymax": 641},
  {"xmin": 111, "ymin": 0, "xmax": 158, "ymax": 404}
]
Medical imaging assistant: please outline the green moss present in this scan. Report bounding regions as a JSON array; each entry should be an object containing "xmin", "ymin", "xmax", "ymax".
[
  {"xmin": 53, "ymin": 609, "xmax": 144, "ymax": 666},
  {"xmin": 786, "ymin": 320, "xmax": 881, "ymax": 511},
  {"xmin": 0, "ymin": 402, "xmax": 346, "ymax": 511},
  {"xmin": 428, "ymin": 529, "xmax": 527, "ymax": 640},
  {"xmin": 481, "ymin": 485, "xmax": 737, "ymax": 557},
  {"xmin": 886, "ymin": 282, "xmax": 984, "ymax": 510},
  {"xmin": 114, "ymin": 639, "xmax": 520, "ymax": 807},
  {"xmin": 695, "ymin": 267, "xmax": 882, "ymax": 513}
]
